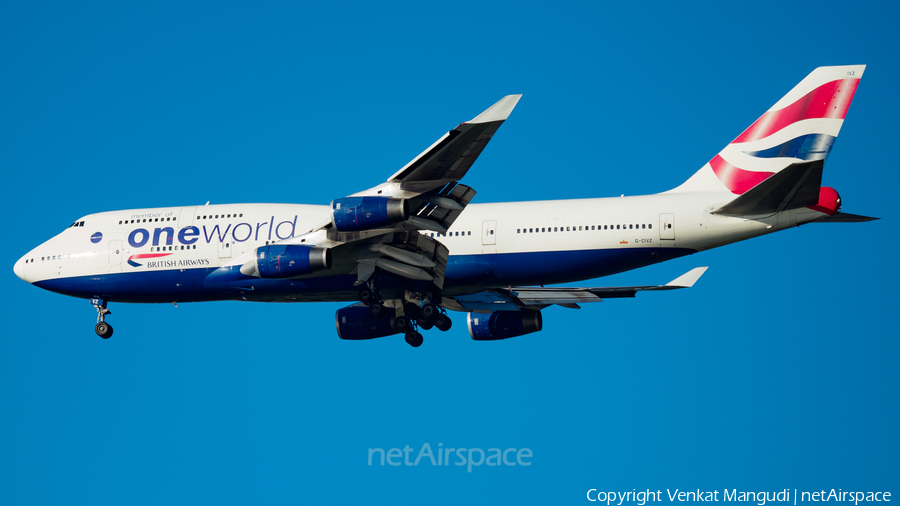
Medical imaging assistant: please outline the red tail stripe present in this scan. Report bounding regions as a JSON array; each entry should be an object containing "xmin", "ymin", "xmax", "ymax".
[
  {"xmin": 732, "ymin": 78, "xmax": 859, "ymax": 144},
  {"xmin": 709, "ymin": 155, "xmax": 773, "ymax": 195}
]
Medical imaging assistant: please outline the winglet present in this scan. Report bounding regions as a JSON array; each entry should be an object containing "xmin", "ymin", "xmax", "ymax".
[
  {"xmin": 665, "ymin": 267, "xmax": 709, "ymax": 288},
  {"xmin": 468, "ymin": 94, "xmax": 522, "ymax": 124}
]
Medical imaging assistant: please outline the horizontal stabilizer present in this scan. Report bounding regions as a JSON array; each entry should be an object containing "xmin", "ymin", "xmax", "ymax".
[
  {"xmin": 813, "ymin": 212, "xmax": 880, "ymax": 223},
  {"xmin": 713, "ymin": 159, "xmax": 823, "ymax": 216}
]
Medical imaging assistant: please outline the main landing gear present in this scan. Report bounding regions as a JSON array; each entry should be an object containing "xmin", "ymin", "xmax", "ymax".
[
  {"xmin": 92, "ymin": 297, "xmax": 113, "ymax": 339},
  {"xmin": 357, "ymin": 285, "xmax": 452, "ymax": 348}
]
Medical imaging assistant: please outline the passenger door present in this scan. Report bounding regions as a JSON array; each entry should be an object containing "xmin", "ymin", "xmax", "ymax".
[
  {"xmin": 482, "ymin": 220, "xmax": 497, "ymax": 245},
  {"xmin": 659, "ymin": 213, "xmax": 675, "ymax": 242},
  {"xmin": 109, "ymin": 240, "xmax": 122, "ymax": 272}
]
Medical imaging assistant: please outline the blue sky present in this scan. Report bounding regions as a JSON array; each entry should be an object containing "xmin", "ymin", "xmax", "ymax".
[{"xmin": 2, "ymin": 1, "xmax": 898, "ymax": 504}]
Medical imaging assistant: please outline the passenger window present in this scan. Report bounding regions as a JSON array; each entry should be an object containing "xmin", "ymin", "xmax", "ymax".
[
  {"xmin": 490, "ymin": 230, "xmax": 494, "ymax": 235},
  {"xmin": 649, "ymin": 224, "xmax": 652, "ymax": 229}
]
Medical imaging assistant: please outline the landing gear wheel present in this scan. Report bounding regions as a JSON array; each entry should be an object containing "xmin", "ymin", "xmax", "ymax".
[
  {"xmin": 434, "ymin": 313, "xmax": 452, "ymax": 332},
  {"xmin": 358, "ymin": 287, "xmax": 376, "ymax": 305},
  {"xmin": 368, "ymin": 302, "xmax": 386, "ymax": 318},
  {"xmin": 95, "ymin": 322, "xmax": 113, "ymax": 339},
  {"xmin": 420, "ymin": 303, "xmax": 436, "ymax": 320},
  {"xmin": 405, "ymin": 331, "xmax": 424, "ymax": 348},
  {"xmin": 419, "ymin": 319, "xmax": 434, "ymax": 331},
  {"xmin": 393, "ymin": 316, "xmax": 410, "ymax": 333}
]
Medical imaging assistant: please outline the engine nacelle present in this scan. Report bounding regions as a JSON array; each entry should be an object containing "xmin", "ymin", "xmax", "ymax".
[
  {"xmin": 467, "ymin": 310, "xmax": 543, "ymax": 341},
  {"xmin": 331, "ymin": 196, "xmax": 408, "ymax": 232},
  {"xmin": 335, "ymin": 305, "xmax": 405, "ymax": 340},
  {"xmin": 256, "ymin": 245, "xmax": 331, "ymax": 279}
]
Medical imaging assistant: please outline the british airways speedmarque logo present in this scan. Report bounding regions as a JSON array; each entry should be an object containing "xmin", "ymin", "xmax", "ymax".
[{"xmin": 127, "ymin": 253, "xmax": 172, "ymax": 267}]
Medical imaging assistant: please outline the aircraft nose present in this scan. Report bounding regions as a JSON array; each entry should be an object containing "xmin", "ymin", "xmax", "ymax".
[{"xmin": 14, "ymin": 256, "xmax": 26, "ymax": 282}]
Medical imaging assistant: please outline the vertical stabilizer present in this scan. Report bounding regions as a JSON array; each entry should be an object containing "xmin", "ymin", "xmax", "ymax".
[{"xmin": 669, "ymin": 65, "xmax": 865, "ymax": 194}]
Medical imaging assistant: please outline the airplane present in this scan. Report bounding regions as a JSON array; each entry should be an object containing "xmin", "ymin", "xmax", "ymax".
[{"xmin": 13, "ymin": 65, "xmax": 877, "ymax": 347}]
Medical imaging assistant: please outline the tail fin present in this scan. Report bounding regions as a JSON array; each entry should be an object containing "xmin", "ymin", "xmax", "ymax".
[{"xmin": 669, "ymin": 65, "xmax": 865, "ymax": 194}]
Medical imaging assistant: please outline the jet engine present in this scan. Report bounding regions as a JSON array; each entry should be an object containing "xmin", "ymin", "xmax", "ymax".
[
  {"xmin": 255, "ymin": 244, "xmax": 331, "ymax": 279},
  {"xmin": 331, "ymin": 196, "xmax": 408, "ymax": 232},
  {"xmin": 335, "ymin": 304, "xmax": 409, "ymax": 340},
  {"xmin": 467, "ymin": 310, "xmax": 543, "ymax": 341}
]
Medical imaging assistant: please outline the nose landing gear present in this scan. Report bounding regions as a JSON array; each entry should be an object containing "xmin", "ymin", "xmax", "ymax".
[{"xmin": 91, "ymin": 298, "xmax": 113, "ymax": 339}]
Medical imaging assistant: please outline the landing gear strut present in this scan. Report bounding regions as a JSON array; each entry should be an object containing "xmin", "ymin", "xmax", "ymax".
[{"xmin": 91, "ymin": 297, "xmax": 113, "ymax": 339}]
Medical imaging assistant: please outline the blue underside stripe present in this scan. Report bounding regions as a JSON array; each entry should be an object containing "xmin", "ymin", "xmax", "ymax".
[{"xmin": 34, "ymin": 247, "xmax": 697, "ymax": 303}]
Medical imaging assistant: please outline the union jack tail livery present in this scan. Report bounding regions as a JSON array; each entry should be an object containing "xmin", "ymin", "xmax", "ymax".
[{"xmin": 672, "ymin": 65, "xmax": 865, "ymax": 197}]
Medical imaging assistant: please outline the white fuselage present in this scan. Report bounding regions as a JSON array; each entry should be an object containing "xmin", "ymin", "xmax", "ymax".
[{"xmin": 13, "ymin": 191, "xmax": 828, "ymax": 303}]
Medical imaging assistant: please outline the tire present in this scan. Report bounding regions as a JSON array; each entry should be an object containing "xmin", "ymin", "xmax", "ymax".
[
  {"xmin": 368, "ymin": 302, "xmax": 385, "ymax": 318},
  {"xmin": 420, "ymin": 304, "xmax": 436, "ymax": 319},
  {"xmin": 95, "ymin": 322, "xmax": 113, "ymax": 339},
  {"xmin": 393, "ymin": 316, "xmax": 409, "ymax": 332},
  {"xmin": 434, "ymin": 314, "xmax": 452, "ymax": 332},
  {"xmin": 405, "ymin": 331, "xmax": 423, "ymax": 348},
  {"xmin": 358, "ymin": 287, "xmax": 375, "ymax": 305},
  {"xmin": 419, "ymin": 319, "xmax": 434, "ymax": 331}
]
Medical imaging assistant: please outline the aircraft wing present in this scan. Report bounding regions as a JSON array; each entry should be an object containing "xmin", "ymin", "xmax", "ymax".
[
  {"xmin": 253, "ymin": 96, "xmax": 521, "ymax": 291},
  {"xmin": 385, "ymin": 94, "xmax": 522, "ymax": 191},
  {"xmin": 442, "ymin": 267, "xmax": 709, "ymax": 312}
]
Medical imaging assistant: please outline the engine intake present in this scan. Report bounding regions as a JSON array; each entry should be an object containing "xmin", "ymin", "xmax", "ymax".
[
  {"xmin": 331, "ymin": 197, "xmax": 408, "ymax": 232},
  {"xmin": 467, "ymin": 310, "xmax": 543, "ymax": 341},
  {"xmin": 335, "ymin": 305, "xmax": 405, "ymax": 340},
  {"xmin": 256, "ymin": 245, "xmax": 331, "ymax": 279}
]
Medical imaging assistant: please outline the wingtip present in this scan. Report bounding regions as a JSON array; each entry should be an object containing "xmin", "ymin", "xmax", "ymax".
[
  {"xmin": 468, "ymin": 94, "xmax": 522, "ymax": 124},
  {"xmin": 666, "ymin": 266, "xmax": 709, "ymax": 288}
]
